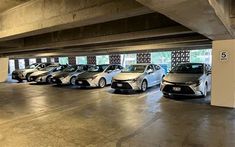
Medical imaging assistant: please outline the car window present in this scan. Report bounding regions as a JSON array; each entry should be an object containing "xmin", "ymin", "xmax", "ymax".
[
  {"xmin": 147, "ymin": 65, "xmax": 154, "ymax": 71},
  {"xmin": 106, "ymin": 65, "xmax": 116, "ymax": 71},
  {"xmin": 122, "ymin": 65, "xmax": 146, "ymax": 73},
  {"xmin": 154, "ymin": 65, "xmax": 160, "ymax": 70}
]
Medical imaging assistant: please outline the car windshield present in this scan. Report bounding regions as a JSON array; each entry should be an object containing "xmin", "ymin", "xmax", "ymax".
[
  {"xmin": 39, "ymin": 66, "xmax": 56, "ymax": 71},
  {"xmin": 76, "ymin": 65, "xmax": 88, "ymax": 72},
  {"xmin": 25, "ymin": 63, "xmax": 39, "ymax": 69},
  {"xmin": 170, "ymin": 63, "xmax": 204, "ymax": 74},
  {"xmin": 63, "ymin": 66, "xmax": 78, "ymax": 72},
  {"xmin": 88, "ymin": 65, "xmax": 108, "ymax": 72},
  {"xmin": 122, "ymin": 65, "xmax": 146, "ymax": 73}
]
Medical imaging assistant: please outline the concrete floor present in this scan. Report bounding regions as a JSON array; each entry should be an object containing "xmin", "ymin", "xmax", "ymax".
[{"xmin": 0, "ymin": 82, "xmax": 234, "ymax": 147}]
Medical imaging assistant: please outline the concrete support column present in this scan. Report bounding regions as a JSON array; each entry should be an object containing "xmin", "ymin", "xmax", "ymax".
[
  {"xmin": 36, "ymin": 58, "xmax": 41, "ymax": 63},
  {"xmin": 211, "ymin": 40, "xmax": 235, "ymax": 108},
  {"xmin": 25, "ymin": 59, "xmax": 29, "ymax": 67},
  {"xmin": 15, "ymin": 59, "xmax": 19, "ymax": 70},
  {"xmin": 0, "ymin": 57, "xmax": 9, "ymax": 82}
]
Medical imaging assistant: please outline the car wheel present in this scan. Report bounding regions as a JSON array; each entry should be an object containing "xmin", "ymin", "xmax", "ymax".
[
  {"xmin": 70, "ymin": 76, "xmax": 76, "ymax": 85},
  {"xmin": 98, "ymin": 78, "xmax": 106, "ymax": 88},
  {"xmin": 46, "ymin": 76, "xmax": 52, "ymax": 84},
  {"xmin": 141, "ymin": 80, "xmax": 147, "ymax": 92},
  {"xmin": 17, "ymin": 79, "xmax": 23, "ymax": 83},
  {"xmin": 203, "ymin": 83, "xmax": 208, "ymax": 97},
  {"xmin": 26, "ymin": 73, "xmax": 31, "ymax": 82}
]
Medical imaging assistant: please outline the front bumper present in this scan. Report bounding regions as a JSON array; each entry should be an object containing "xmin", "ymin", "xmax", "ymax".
[
  {"xmin": 51, "ymin": 76, "xmax": 70, "ymax": 85},
  {"xmin": 160, "ymin": 82, "xmax": 203, "ymax": 96},
  {"xmin": 12, "ymin": 72, "xmax": 25, "ymax": 80},
  {"xmin": 111, "ymin": 80, "xmax": 141, "ymax": 90},
  {"xmin": 75, "ymin": 78, "xmax": 99, "ymax": 87},
  {"xmin": 33, "ymin": 76, "xmax": 47, "ymax": 83}
]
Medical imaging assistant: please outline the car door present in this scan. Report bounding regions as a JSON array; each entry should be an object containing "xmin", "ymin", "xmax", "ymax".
[
  {"xmin": 104, "ymin": 65, "xmax": 116, "ymax": 84},
  {"xmin": 145, "ymin": 65, "xmax": 155, "ymax": 86},
  {"xmin": 154, "ymin": 65, "xmax": 163, "ymax": 84}
]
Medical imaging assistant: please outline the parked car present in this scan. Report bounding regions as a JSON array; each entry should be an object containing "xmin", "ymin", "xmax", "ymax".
[
  {"xmin": 12, "ymin": 62, "xmax": 55, "ymax": 82},
  {"xmin": 28, "ymin": 64, "xmax": 67, "ymax": 83},
  {"xmin": 75, "ymin": 64, "xmax": 123, "ymax": 88},
  {"xmin": 51, "ymin": 64, "xmax": 93, "ymax": 85},
  {"xmin": 160, "ymin": 63, "xmax": 211, "ymax": 97},
  {"xmin": 111, "ymin": 64, "xmax": 165, "ymax": 92}
]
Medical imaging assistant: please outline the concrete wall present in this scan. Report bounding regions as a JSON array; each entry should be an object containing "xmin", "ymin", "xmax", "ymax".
[
  {"xmin": 0, "ymin": 57, "xmax": 9, "ymax": 82},
  {"xmin": 211, "ymin": 39, "xmax": 235, "ymax": 108}
]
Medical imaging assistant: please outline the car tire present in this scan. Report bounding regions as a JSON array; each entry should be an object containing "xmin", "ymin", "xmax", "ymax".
[
  {"xmin": 141, "ymin": 80, "xmax": 147, "ymax": 92},
  {"xmin": 26, "ymin": 73, "xmax": 31, "ymax": 82},
  {"xmin": 70, "ymin": 76, "xmax": 77, "ymax": 85},
  {"xmin": 98, "ymin": 78, "xmax": 106, "ymax": 88},
  {"xmin": 46, "ymin": 76, "xmax": 52, "ymax": 84},
  {"xmin": 203, "ymin": 83, "xmax": 208, "ymax": 97},
  {"xmin": 17, "ymin": 79, "xmax": 23, "ymax": 83}
]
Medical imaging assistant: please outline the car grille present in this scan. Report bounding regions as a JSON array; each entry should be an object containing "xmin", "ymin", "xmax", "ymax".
[
  {"xmin": 163, "ymin": 85, "xmax": 195, "ymax": 94},
  {"xmin": 76, "ymin": 80, "xmax": 90, "ymax": 86},
  {"xmin": 111, "ymin": 82, "xmax": 132, "ymax": 89}
]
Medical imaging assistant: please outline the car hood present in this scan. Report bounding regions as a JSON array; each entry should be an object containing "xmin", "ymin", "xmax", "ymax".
[
  {"xmin": 164, "ymin": 73, "xmax": 203, "ymax": 83},
  {"xmin": 77, "ymin": 72, "xmax": 101, "ymax": 79},
  {"xmin": 53, "ymin": 72, "xmax": 70, "ymax": 78},
  {"xmin": 13, "ymin": 68, "xmax": 35, "ymax": 73},
  {"xmin": 113, "ymin": 73, "xmax": 143, "ymax": 80},
  {"xmin": 30, "ymin": 71, "xmax": 48, "ymax": 76}
]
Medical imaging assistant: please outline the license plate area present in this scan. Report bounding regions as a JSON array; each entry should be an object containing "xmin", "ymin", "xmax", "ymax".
[
  {"xmin": 173, "ymin": 87, "xmax": 181, "ymax": 92},
  {"xmin": 117, "ymin": 83, "xmax": 123, "ymax": 87},
  {"xmin": 78, "ymin": 81, "xmax": 83, "ymax": 84}
]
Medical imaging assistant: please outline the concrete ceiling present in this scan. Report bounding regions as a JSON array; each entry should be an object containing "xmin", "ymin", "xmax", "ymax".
[{"xmin": 0, "ymin": 0, "xmax": 31, "ymax": 13}]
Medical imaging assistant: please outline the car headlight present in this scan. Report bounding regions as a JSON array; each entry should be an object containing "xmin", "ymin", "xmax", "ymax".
[
  {"xmin": 91, "ymin": 76, "xmax": 97, "ymax": 80},
  {"xmin": 186, "ymin": 81, "xmax": 201, "ymax": 86}
]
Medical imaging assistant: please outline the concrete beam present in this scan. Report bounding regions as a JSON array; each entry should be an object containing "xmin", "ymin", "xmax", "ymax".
[
  {"xmin": 136, "ymin": 0, "xmax": 233, "ymax": 40},
  {"xmin": 0, "ymin": 26, "xmax": 193, "ymax": 53},
  {"xmin": 4, "ymin": 35, "xmax": 211, "ymax": 57},
  {"xmin": 0, "ymin": 0, "xmax": 152, "ymax": 41}
]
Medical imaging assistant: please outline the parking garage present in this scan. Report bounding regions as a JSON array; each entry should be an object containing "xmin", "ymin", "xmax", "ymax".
[{"xmin": 0, "ymin": 0, "xmax": 235, "ymax": 146}]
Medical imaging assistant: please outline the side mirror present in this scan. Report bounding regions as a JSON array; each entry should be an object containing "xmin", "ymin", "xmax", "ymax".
[
  {"xmin": 207, "ymin": 71, "xmax": 211, "ymax": 75},
  {"xmin": 147, "ymin": 69, "xmax": 154, "ymax": 74}
]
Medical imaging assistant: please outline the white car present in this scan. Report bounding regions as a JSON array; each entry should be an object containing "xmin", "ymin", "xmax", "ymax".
[
  {"xmin": 75, "ymin": 64, "xmax": 123, "ymax": 88},
  {"xmin": 12, "ymin": 63, "xmax": 55, "ymax": 82},
  {"xmin": 51, "ymin": 65, "xmax": 93, "ymax": 85},
  {"xmin": 111, "ymin": 64, "xmax": 165, "ymax": 92},
  {"xmin": 28, "ymin": 64, "xmax": 67, "ymax": 83},
  {"xmin": 160, "ymin": 63, "xmax": 212, "ymax": 97}
]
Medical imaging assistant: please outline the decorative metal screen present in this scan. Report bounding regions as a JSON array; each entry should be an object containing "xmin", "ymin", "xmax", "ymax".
[
  {"xmin": 137, "ymin": 53, "xmax": 151, "ymax": 63},
  {"xmin": 87, "ymin": 56, "xmax": 96, "ymax": 64},
  {"xmin": 109, "ymin": 54, "xmax": 121, "ymax": 64},
  {"xmin": 171, "ymin": 50, "xmax": 190, "ymax": 68}
]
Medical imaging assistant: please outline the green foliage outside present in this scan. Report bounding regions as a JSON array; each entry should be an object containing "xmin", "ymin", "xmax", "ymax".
[
  {"xmin": 96, "ymin": 55, "xmax": 109, "ymax": 65},
  {"xmin": 76, "ymin": 56, "xmax": 87, "ymax": 64}
]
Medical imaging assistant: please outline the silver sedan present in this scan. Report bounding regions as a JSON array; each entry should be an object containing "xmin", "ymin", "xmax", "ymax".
[
  {"xmin": 75, "ymin": 64, "xmax": 123, "ymax": 88},
  {"xmin": 160, "ymin": 63, "xmax": 212, "ymax": 97},
  {"xmin": 111, "ymin": 64, "xmax": 165, "ymax": 92}
]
